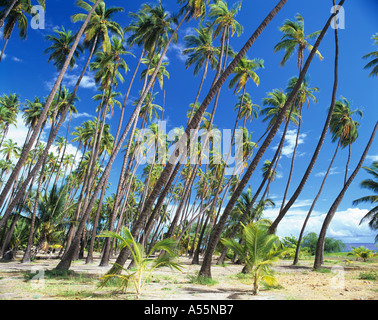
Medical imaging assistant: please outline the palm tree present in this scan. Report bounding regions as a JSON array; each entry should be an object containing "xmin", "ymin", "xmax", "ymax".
[
  {"xmin": 0, "ymin": 139, "xmax": 19, "ymax": 161},
  {"xmin": 274, "ymin": 13, "xmax": 323, "ymax": 71},
  {"xmin": 82, "ymin": 37, "xmax": 128, "ymax": 212},
  {"xmin": 140, "ymin": 54, "xmax": 170, "ymax": 91},
  {"xmin": 261, "ymin": 89, "xmax": 297, "ymax": 130},
  {"xmin": 314, "ymin": 121, "xmax": 378, "ymax": 269},
  {"xmin": 293, "ymin": 97, "xmax": 362, "ymax": 265},
  {"xmin": 98, "ymin": 227, "xmax": 181, "ymax": 299},
  {"xmin": 234, "ymin": 93, "xmax": 260, "ymax": 129},
  {"xmin": 0, "ymin": 93, "xmax": 19, "ymax": 148},
  {"xmin": 208, "ymin": 0, "xmax": 243, "ymax": 83},
  {"xmin": 0, "ymin": 0, "xmax": 46, "ymax": 62},
  {"xmin": 363, "ymin": 33, "xmax": 378, "ymax": 77},
  {"xmin": 29, "ymin": 185, "xmax": 69, "ymax": 260},
  {"xmin": 137, "ymin": 92, "xmax": 163, "ymax": 125},
  {"xmin": 177, "ymin": 0, "xmax": 211, "ymax": 21},
  {"xmin": 44, "ymin": 26, "xmax": 84, "ymax": 71},
  {"xmin": 177, "ymin": 3, "xmax": 245, "ymax": 261},
  {"xmin": 353, "ymin": 161, "xmax": 378, "ymax": 243},
  {"xmin": 259, "ymin": 88, "xmax": 298, "ymax": 204},
  {"xmin": 72, "ymin": 0, "xmax": 123, "ymax": 53},
  {"xmin": 183, "ymin": 23, "xmax": 219, "ymax": 120},
  {"xmin": 229, "ymin": 57, "xmax": 264, "ymax": 95},
  {"xmin": 330, "ymin": 97, "xmax": 363, "ymax": 185},
  {"xmin": 22, "ymin": 97, "xmax": 43, "ymax": 145},
  {"xmin": 221, "ymin": 220, "xmax": 282, "ymax": 295}
]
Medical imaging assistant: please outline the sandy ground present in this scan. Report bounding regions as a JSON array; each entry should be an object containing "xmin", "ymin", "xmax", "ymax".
[{"xmin": 0, "ymin": 253, "xmax": 376, "ymax": 300}]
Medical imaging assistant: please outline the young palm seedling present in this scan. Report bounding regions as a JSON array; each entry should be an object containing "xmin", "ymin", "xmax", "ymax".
[
  {"xmin": 221, "ymin": 219, "xmax": 282, "ymax": 295},
  {"xmin": 98, "ymin": 227, "xmax": 182, "ymax": 299}
]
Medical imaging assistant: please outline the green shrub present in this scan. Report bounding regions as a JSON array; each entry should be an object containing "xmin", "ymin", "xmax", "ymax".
[
  {"xmin": 187, "ymin": 273, "xmax": 218, "ymax": 286},
  {"xmin": 358, "ymin": 271, "xmax": 377, "ymax": 281}
]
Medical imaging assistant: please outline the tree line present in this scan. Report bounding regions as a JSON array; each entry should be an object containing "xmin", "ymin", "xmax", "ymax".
[{"xmin": 0, "ymin": 0, "xmax": 377, "ymax": 280}]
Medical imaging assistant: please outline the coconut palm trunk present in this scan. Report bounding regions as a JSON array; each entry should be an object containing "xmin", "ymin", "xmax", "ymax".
[
  {"xmin": 279, "ymin": 107, "xmax": 302, "ymax": 212},
  {"xmin": 293, "ymin": 141, "xmax": 340, "ymax": 265},
  {"xmin": 0, "ymin": 22, "xmax": 14, "ymax": 62},
  {"xmin": 21, "ymin": 156, "xmax": 48, "ymax": 263},
  {"xmin": 314, "ymin": 121, "xmax": 377, "ymax": 269}
]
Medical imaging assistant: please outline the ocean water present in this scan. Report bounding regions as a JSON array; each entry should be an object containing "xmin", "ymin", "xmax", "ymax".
[{"xmin": 342, "ymin": 243, "xmax": 377, "ymax": 252}]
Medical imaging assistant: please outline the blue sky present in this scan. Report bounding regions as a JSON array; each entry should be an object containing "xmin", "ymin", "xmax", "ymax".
[{"xmin": 1, "ymin": 0, "xmax": 377, "ymax": 244}]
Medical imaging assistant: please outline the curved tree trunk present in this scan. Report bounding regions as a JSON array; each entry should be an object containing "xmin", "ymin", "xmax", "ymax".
[
  {"xmin": 21, "ymin": 157, "xmax": 48, "ymax": 263},
  {"xmin": 293, "ymin": 142, "xmax": 340, "ymax": 265},
  {"xmin": 314, "ymin": 121, "xmax": 377, "ymax": 269},
  {"xmin": 279, "ymin": 107, "xmax": 302, "ymax": 212}
]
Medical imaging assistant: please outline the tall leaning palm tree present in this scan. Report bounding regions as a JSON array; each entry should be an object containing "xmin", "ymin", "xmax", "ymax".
[
  {"xmin": 363, "ymin": 33, "xmax": 378, "ymax": 77},
  {"xmin": 229, "ymin": 57, "xmax": 264, "ymax": 129},
  {"xmin": 353, "ymin": 161, "xmax": 378, "ymax": 243},
  {"xmin": 293, "ymin": 97, "xmax": 362, "ymax": 265},
  {"xmin": 314, "ymin": 121, "xmax": 378, "ymax": 270},
  {"xmin": 208, "ymin": 0, "xmax": 243, "ymax": 82}
]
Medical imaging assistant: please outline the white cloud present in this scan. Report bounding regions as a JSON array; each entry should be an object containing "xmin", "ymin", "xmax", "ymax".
[
  {"xmin": 45, "ymin": 71, "xmax": 97, "ymax": 91},
  {"xmin": 315, "ymin": 166, "xmax": 340, "ymax": 177},
  {"xmin": 366, "ymin": 154, "xmax": 378, "ymax": 163},
  {"xmin": 72, "ymin": 111, "xmax": 93, "ymax": 119},
  {"xmin": 3, "ymin": 112, "xmax": 82, "ymax": 169},
  {"xmin": 263, "ymin": 205, "xmax": 376, "ymax": 243},
  {"xmin": 168, "ymin": 42, "xmax": 187, "ymax": 62},
  {"xmin": 282, "ymin": 129, "xmax": 306, "ymax": 157},
  {"xmin": 5, "ymin": 114, "xmax": 30, "ymax": 148},
  {"xmin": 11, "ymin": 56, "xmax": 23, "ymax": 63},
  {"xmin": 273, "ymin": 129, "xmax": 307, "ymax": 158},
  {"xmin": 79, "ymin": 74, "xmax": 96, "ymax": 89},
  {"xmin": 0, "ymin": 49, "xmax": 22, "ymax": 62},
  {"xmin": 182, "ymin": 26, "xmax": 196, "ymax": 37}
]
